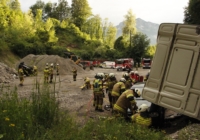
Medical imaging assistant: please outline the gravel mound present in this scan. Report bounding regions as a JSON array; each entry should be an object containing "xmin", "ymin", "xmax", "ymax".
[
  {"xmin": 16, "ymin": 54, "xmax": 86, "ymax": 74},
  {"xmin": 0, "ymin": 62, "xmax": 17, "ymax": 83}
]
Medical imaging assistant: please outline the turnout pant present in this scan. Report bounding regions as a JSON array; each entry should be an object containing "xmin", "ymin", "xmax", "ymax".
[{"xmin": 94, "ymin": 92, "xmax": 104, "ymax": 110}]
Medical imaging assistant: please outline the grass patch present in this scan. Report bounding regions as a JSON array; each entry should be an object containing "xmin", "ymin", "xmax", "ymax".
[{"xmin": 0, "ymin": 84, "xmax": 170, "ymax": 140}]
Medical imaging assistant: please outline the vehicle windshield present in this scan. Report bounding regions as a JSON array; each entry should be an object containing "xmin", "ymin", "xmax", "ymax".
[
  {"xmin": 143, "ymin": 60, "xmax": 151, "ymax": 63},
  {"xmin": 116, "ymin": 60, "xmax": 124, "ymax": 64}
]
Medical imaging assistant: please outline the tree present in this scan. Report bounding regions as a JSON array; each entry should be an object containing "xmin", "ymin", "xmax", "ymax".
[
  {"xmin": 127, "ymin": 32, "xmax": 150, "ymax": 63},
  {"xmin": 114, "ymin": 36, "xmax": 126, "ymax": 51},
  {"xmin": 122, "ymin": 9, "xmax": 136, "ymax": 37},
  {"xmin": 71, "ymin": 0, "xmax": 92, "ymax": 30},
  {"xmin": 30, "ymin": 0, "xmax": 45, "ymax": 19},
  {"xmin": 184, "ymin": 0, "xmax": 200, "ymax": 24},
  {"xmin": 104, "ymin": 23, "xmax": 117, "ymax": 48},
  {"xmin": 102, "ymin": 18, "xmax": 108, "ymax": 43},
  {"xmin": 44, "ymin": 0, "xmax": 70, "ymax": 21},
  {"xmin": 82, "ymin": 14, "xmax": 103, "ymax": 40},
  {"xmin": 10, "ymin": 0, "xmax": 21, "ymax": 10},
  {"xmin": 144, "ymin": 45, "xmax": 156, "ymax": 59}
]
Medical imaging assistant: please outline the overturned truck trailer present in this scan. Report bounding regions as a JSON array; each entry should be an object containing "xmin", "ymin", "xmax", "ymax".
[{"xmin": 142, "ymin": 23, "xmax": 200, "ymax": 120}]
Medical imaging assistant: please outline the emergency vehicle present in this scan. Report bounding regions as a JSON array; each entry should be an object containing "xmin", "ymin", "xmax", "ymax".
[
  {"xmin": 100, "ymin": 61, "xmax": 115, "ymax": 69},
  {"xmin": 115, "ymin": 58, "xmax": 134, "ymax": 71},
  {"xmin": 141, "ymin": 58, "xmax": 152, "ymax": 69}
]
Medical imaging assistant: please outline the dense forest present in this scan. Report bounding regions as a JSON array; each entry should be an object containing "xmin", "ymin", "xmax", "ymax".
[{"xmin": 0, "ymin": 0, "xmax": 199, "ymax": 64}]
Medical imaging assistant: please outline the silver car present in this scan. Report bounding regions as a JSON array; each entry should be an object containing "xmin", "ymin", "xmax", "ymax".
[{"xmin": 130, "ymin": 82, "xmax": 151, "ymax": 107}]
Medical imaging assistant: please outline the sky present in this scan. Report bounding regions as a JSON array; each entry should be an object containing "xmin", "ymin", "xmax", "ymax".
[{"xmin": 19, "ymin": 0, "xmax": 189, "ymax": 26}]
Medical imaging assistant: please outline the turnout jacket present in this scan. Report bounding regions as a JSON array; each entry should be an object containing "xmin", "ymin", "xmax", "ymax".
[
  {"xmin": 111, "ymin": 81, "xmax": 126, "ymax": 97},
  {"xmin": 113, "ymin": 89, "xmax": 136, "ymax": 113}
]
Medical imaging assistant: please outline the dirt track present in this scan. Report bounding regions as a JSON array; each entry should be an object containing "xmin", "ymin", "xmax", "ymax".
[{"xmin": 4, "ymin": 67, "xmax": 193, "ymax": 138}]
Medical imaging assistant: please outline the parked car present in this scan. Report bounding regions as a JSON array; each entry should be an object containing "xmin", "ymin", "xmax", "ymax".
[{"xmin": 130, "ymin": 82, "xmax": 151, "ymax": 107}]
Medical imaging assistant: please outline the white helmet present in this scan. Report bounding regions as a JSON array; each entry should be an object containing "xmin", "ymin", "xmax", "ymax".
[
  {"xmin": 109, "ymin": 73, "xmax": 115, "ymax": 78},
  {"xmin": 57, "ymin": 64, "xmax": 59, "ymax": 66},
  {"xmin": 119, "ymin": 78, "xmax": 126, "ymax": 83},
  {"xmin": 134, "ymin": 88, "xmax": 141, "ymax": 97},
  {"xmin": 137, "ymin": 104, "xmax": 149, "ymax": 113},
  {"xmin": 123, "ymin": 72, "xmax": 129, "ymax": 77},
  {"xmin": 97, "ymin": 73, "xmax": 104, "ymax": 79},
  {"xmin": 51, "ymin": 63, "xmax": 54, "ymax": 67},
  {"xmin": 46, "ymin": 63, "xmax": 49, "ymax": 66},
  {"xmin": 135, "ymin": 71, "xmax": 138, "ymax": 74},
  {"xmin": 130, "ymin": 71, "xmax": 135, "ymax": 74}
]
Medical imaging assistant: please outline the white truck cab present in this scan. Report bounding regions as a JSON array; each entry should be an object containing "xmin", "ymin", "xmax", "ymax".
[{"xmin": 142, "ymin": 23, "xmax": 200, "ymax": 120}]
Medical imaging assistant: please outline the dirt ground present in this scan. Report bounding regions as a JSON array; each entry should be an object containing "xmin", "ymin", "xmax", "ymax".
[
  {"xmin": 1, "ymin": 54, "xmax": 199, "ymax": 139},
  {"xmin": 3, "ymin": 66, "xmax": 189, "ymax": 138}
]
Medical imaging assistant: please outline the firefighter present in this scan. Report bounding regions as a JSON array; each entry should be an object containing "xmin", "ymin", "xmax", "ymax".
[
  {"xmin": 49, "ymin": 63, "xmax": 54, "ymax": 83},
  {"xmin": 107, "ymin": 73, "xmax": 118, "ymax": 108},
  {"xmin": 46, "ymin": 63, "xmax": 49, "ymax": 69},
  {"xmin": 44, "ymin": 66, "xmax": 49, "ymax": 83},
  {"xmin": 113, "ymin": 88, "xmax": 141, "ymax": 120},
  {"xmin": 56, "ymin": 64, "xmax": 60, "ymax": 75},
  {"xmin": 18, "ymin": 65, "xmax": 24, "ymax": 86},
  {"xmin": 81, "ymin": 77, "xmax": 91, "ymax": 90},
  {"xmin": 130, "ymin": 71, "xmax": 136, "ymax": 83},
  {"xmin": 131, "ymin": 104, "xmax": 152, "ymax": 127},
  {"xmin": 123, "ymin": 72, "xmax": 133, "ymax": 89},
  {"xmin": 92, "ymin": 74, "xmax": 99, "ymax": 106},
  {"xmin": 33, "ymin": 65, "xmax": 38, "ymax": 76},
  {"xmin": 103, "ymin": 73, "xmax": 109, "ymax": 97},
  {"xmin": 136, "ymin": 63, "xmax": 138, "ymax": 70},
  {"xmin": 93, "ymin": 73, "xmax": 104, "ymax": 112},
  {"xmin": 134, "ymin": 71, "xmax": 140, "ymax": 83},
  {"xmin": 72, "ymin": 67, "xmax": 77, "ymax": 81},
  {"xmin": 111, "ymin": 78, "xmax": 126, "ymax": 109}
]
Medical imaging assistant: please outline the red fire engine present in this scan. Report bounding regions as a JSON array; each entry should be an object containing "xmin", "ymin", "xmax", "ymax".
[{"xmin": 115, "ymin": 58, "xmax": 134, "ymax": 71}]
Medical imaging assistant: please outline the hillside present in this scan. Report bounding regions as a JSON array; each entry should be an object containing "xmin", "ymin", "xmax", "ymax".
[
  {"xmin": 0, "ymin": 47, "xmax": 20, "ymax": 69},
  {"xmin": 116, "ymin": 18, "xmax": 160, "ymax": 45}
]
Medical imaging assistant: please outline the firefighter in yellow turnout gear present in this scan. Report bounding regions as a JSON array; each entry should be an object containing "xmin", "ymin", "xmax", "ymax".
[
  {"xmin": 93, "ymin": 73, "xmax": 104, "ymax": 112},
  {"xmin": 113, "ymin": 88, "xmax": 141, "ymax": 120},
  {"xmin": 131, "ymin": 104, "xmax": 152, "ymax": 127},
  {"xmin": 18, "ymin": 66, "xmax": 24, "ymax": 86},
  {"xmin": 33, "ymin": 65, "xmax": 38, "ymax": 76},
  {"xmin": 56, "ymin": 64, "xmax": 60, "ymax": 75},
  {"xmin": 81, "ymin": 77, "xmax": 91, "ymax": 90},
  {"xmin": 107, "ymin": 73, "xmax": 118, "ymax": 108},
  {"xmin": 44, "ymin": 66, "xmax": 49, "ymax": 83},
  {"xmin": 123, "ymin": 72, "xmax": 133, "ymax": 89},
  {"xmin": 49, "ymin": 63, "xmax": 54, "ymax": 83},
  {"xmin": 72, "ymin": 67, "xmax": 77, "ymax": 81},
  {"xmin": 111, "ymin": 78, "xmax": 126, "ymax": 108}
]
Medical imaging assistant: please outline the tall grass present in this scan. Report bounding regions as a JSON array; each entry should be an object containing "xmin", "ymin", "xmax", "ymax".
[
  {"xmin": 0, "ymin": 83, "xmax": 59, "ymax": 140},
  {"xmin": 0, "ymin": 84, "xmax": 169, "ymax": 140}
]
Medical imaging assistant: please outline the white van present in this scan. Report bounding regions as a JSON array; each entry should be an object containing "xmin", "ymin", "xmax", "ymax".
[{"xmin": 100, "ymin": 61, "xmax": 115, "ymax": 69}]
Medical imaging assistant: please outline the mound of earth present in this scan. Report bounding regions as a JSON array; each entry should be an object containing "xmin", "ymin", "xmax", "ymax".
[
  {"xmin": 0, "ymin": 62, "xmax": 17, "ymax": 83},
  {"xmin": 17, "ymin": 54, "xmax": 86, "ymax": 75}
]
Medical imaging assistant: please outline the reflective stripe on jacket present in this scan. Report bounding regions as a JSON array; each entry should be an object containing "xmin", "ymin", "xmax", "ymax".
[{"xmin": 111, "ymin": 82, "xmax": 126, "ymax": 96}]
